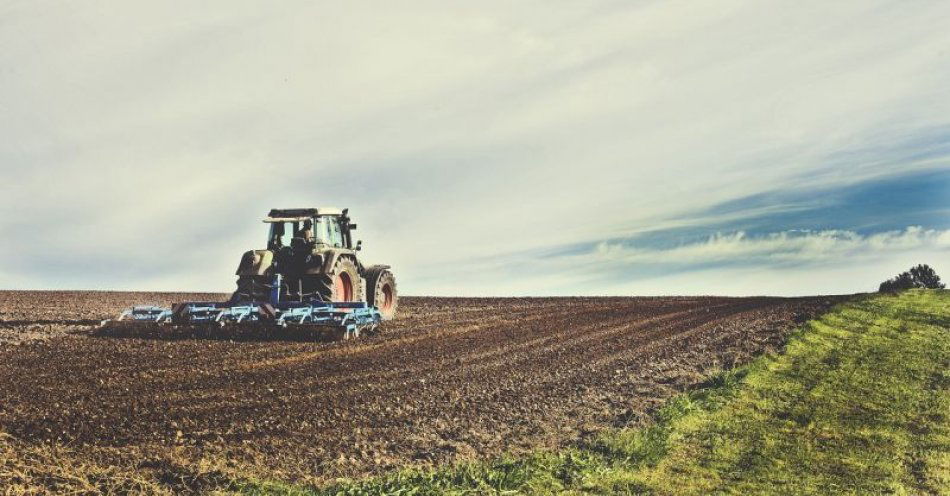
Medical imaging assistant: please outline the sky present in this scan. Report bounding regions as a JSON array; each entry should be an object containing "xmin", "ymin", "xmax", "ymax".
[{"xmin": 1, "ymin": 0, "xmax": 948, "ymax": 296}]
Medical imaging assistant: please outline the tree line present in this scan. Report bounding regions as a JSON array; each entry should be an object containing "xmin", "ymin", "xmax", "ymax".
[{"xmin": 879, "ymin": 264, "xmax": 945, "ymax": 292}]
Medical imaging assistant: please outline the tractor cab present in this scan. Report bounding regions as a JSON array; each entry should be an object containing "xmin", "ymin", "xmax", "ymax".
[{"xmin": 263, "ymin": 208, "xmax": 354, "ymax": 251}]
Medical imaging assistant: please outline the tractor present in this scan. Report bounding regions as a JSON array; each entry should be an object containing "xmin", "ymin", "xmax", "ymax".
[
  {"xmin": 100, "ymin": 207, "xmax": 397, "ymax": 340},
  {"xmin": 231, "ymin": 207, "xmax": 398, "ymax": 320}
]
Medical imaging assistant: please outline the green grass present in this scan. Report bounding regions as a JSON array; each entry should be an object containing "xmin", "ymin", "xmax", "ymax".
[{"xmin": 236, "ymin": 290, "xmax": 950, "ymax": 495}]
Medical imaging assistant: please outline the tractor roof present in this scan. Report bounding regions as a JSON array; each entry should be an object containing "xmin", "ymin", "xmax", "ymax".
[{"xmin": 264, "ymin": 207, "xmax": 344, "ymax": 222}]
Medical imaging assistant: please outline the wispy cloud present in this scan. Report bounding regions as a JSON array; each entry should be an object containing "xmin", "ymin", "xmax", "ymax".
[
  {"xmin": 1, "ymin": 1, "xmax": 949, "ymax": 294},
  {"xmin": 591, "ymin": 227, "xmax": 950, "ymax": 266}
]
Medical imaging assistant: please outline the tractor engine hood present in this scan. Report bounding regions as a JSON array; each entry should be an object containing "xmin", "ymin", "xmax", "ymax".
[
  {"xmin": 236, "ymin": 250, "xmax": 274, "ymax": 276},
  {"xmin": 236, "ymin": 247, "xmax": 327, "ymax": 277}
]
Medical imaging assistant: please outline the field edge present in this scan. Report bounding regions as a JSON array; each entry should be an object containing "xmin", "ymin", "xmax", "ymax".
[{"xmin": 237, "ymin": 290, "xmax": 949, "ymax": 495}]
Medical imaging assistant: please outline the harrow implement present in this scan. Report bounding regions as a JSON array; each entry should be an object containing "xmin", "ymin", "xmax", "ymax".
[{"xmin": 100, "ymin": 286, "xmax": 382, "ymax": 341}]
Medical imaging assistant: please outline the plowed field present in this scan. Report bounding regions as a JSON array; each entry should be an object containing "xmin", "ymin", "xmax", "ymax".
[{"xmin": 0, "ymin": 291, "xmax": 846, "ymax": 489}]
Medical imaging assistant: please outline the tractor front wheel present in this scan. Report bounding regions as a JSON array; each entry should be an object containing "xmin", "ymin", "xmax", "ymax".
[{"xmin": 366, "ymin": 266, "xmax": 398, "ymax": 320}]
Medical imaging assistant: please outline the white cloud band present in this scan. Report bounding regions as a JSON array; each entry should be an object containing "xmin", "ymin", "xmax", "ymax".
[{"xmin": 593, "ymin": 227, "xmax": 950, "ymax": 266}]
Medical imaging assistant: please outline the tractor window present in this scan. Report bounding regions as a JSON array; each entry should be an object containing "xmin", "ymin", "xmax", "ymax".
[
  {"xmin": 310, "ymin": 217, "xmax": 344, "ymax": 247},
  {"xmin": 313, "ymin": 217, "xmax": 329, "ymax": 245},
  {"xmin": 327, "ymin": 218, "xmax": 344, "ymax": 247},
  {"xmin": 268, "ymin": 222, "xmax": 294, "ymax": 249}
]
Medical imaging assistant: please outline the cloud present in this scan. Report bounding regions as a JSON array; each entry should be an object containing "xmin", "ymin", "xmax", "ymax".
[
  {"xmin": 453, "ymin": 226, "xmax": 950, "ymax": 297},
  {"xmin": 591, "ymin": 226, "xmax": 950, "ymax": 266},
  {"xmin": 1, "ymin": 1, "xmax": 950, "ymax": 295}
]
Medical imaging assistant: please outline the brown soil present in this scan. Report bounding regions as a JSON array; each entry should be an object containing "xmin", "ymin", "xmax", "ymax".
[{"xmin": 0, "ymin": 291, "xmax": 847, "ymax": 489}]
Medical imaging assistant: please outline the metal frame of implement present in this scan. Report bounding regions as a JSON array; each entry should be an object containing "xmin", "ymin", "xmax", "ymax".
[{"xmin": 105, "ymin": 276, "xmax": 382, "ymax": 340}]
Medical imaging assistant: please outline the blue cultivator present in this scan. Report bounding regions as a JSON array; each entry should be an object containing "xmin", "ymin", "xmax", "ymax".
[
  {"xmin": 116, "ymin": 306, "xmax": 173, "ymax": 323},
  {"xmin": 102, "ymin": 278, "xmax": 382, "ymax": 341}
]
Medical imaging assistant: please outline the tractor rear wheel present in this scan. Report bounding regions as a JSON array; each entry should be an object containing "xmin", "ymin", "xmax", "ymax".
[
  {"xmin": 366, "ymin": 266, "xmax": 398, "ymax": 320},
  {"xmin": 315, "ymin": 258, "xmax": 363, "ymax": 302}
]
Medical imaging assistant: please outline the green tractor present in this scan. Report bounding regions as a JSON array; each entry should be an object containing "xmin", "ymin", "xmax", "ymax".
[{"xmin": 231, "ymin": 208, "xmax": 398, "ymax": 320}]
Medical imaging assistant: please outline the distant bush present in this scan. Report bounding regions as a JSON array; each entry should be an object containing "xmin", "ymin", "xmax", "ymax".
[{"xmin": 879, "ymin": 264, "xmax": 945, "ymax": 292}]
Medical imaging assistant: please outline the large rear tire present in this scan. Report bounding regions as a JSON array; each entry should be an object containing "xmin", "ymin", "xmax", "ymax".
[
  {"xmin": 366, "ymin": 266, "xmax": 398, "ymax": 320},
  {"xmin": 315, "ymin": 257, "xmax": 363, "ymax": 302}
]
